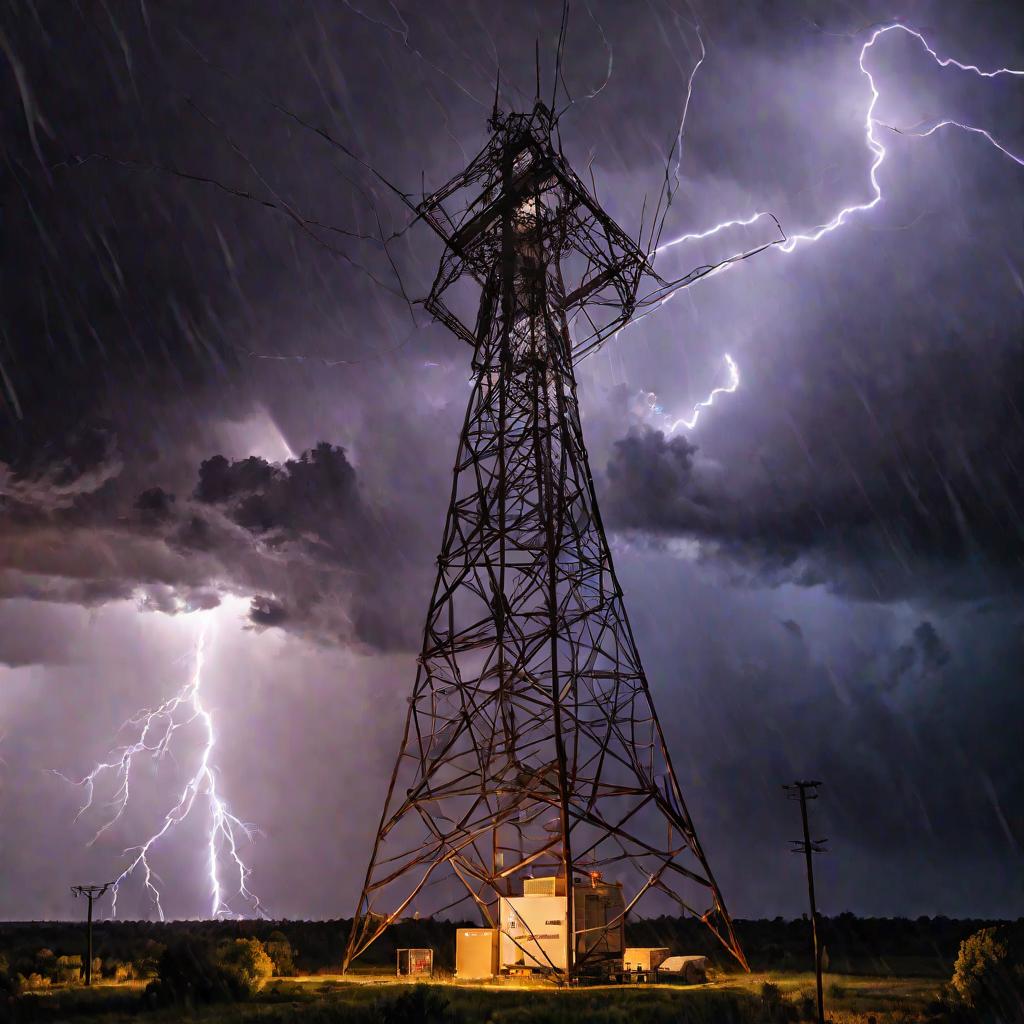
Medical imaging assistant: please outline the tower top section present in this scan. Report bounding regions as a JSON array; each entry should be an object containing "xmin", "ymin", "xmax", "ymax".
[{"xmin": 417, "ymin": 102, "xmax": 653, "ymax": 360}]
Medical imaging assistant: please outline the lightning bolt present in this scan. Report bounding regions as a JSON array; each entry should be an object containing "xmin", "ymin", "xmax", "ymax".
[
  {"xmin": 639, "ymin": 353, "xmax": 739, "ymax": 435},
  {"xmin": 656, "ymin": 24, "xmax": 1024, "ymax": 258},
  {"xmin": 779, "ymin": 23, "xmax": 1024, "ymax": 252},
  {"xmin": 655, "ymin": 210, "xmax": 777, "ymax": 255},
  {"xmin": 644, "ymin": 22, "xmax": 1024, "ymax": 430},
  {"xmin": 55, "ymin": 614, "xmax": 261, "ymax": 921},
  {"xmin": 668, "ymin": 353, "xmax": 739, "ymax": 433}
]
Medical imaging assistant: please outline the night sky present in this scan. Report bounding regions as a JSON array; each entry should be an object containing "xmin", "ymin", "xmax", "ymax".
[{"xmin": 1, "ymin": 0, "xmax": 1022, "ymax": 923}]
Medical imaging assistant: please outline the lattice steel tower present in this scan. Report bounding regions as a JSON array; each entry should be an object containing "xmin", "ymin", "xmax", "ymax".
[{"xmin": 344, "ymin": 99, "xmax": 747, "ymax": 979}]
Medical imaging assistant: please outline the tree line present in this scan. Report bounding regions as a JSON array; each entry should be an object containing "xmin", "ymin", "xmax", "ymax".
[{"xmin": 0, "ymin": 913, "xmax": 1012, "ymax": 981}]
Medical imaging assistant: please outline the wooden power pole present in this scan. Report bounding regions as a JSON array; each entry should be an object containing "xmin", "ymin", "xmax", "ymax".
[
  {"xmin": 70, "ymin": 883, "xmax": 112, "ymax": 986},
  {"xmin": 784, "ymin": 781, "xmax": 828, "ymax": 1024}
]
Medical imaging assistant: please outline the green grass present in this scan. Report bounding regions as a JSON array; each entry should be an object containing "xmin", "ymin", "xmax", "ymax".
[
  {"xmin": 5, "ymin": 971, "xmax": 943, "ymax": 1023},
  {"xmin": 716, "ymin": 971, "xmax": 942, "ymax": 1018}
]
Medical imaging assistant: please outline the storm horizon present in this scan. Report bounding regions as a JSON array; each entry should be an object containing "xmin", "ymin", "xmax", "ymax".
[{"xmin": 1, "ymin": 0, "xmax": 1022, "ymax": 927}]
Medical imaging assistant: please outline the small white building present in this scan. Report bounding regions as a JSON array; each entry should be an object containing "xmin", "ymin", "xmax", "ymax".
[{"xmin": 498, "ymin": 874, "xmax": 625, "ymax": 973}]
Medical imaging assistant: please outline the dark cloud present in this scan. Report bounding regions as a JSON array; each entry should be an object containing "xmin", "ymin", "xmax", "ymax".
[
  {"xmin": 195, "ymin": 456, "xmax": 279, "ymax": 505},
  {"xmin": 135, "ymin": 486, "xmax": 176, "ymax": 521},
  {"xmin": 1, "ymin": 0, "xmax": 1022, "ymax": 922},
  {"xmin": 248, "ymin": 595, "xmax": 288, "ymax": 628},
  {"xmin": 603, "ymin": 420, "xmax": 1024, "ymax": 604},
  {"xmin": 0, "ymin": 439, "xmax": 426, "ymax": 650},
  {"xmin": 780, "ymin": 618, "xmax": 803, "ymax": 640},
  {"xmin": 604, "ymin": 428, "xmax": 706, "ymax": 531},
  {"xmin": 885, "ymin": 620, "xmax": 951, "ymax": 690},
  {"xmin": 612, "ymin": 554, "xmax": 1024, "ymax": 917},
  {"xmin": 913, "ymin": 621, "xmax": 951, "ymax": 674},
  {"xmin": 0, "ymin": 425, "xmax": 122, "ymax": 511}
]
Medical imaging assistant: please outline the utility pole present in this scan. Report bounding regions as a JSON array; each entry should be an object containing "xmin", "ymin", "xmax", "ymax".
[
  {"xmin": 784, "ymin": 781, "xmax": 827, "ymax": 1024},
  {"xmin": 70, "ymin": 883, "xmax": 112, "ymax": 986}
]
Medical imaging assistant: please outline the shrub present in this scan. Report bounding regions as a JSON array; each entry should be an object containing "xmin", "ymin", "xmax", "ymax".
[
  {"xmin": 31, "ymin": 949, "xmax": 56, "ymax": 983},
  {"xmin": 0, "ymin": 967, "xmax": 20, "ymax": 997},
  {"xmin": 0, "ymin": 952, "xmax": 16, "ymax": 1001},
  {"xmin": 113, "ymin": 962, "xmax": 135, "ymax": 982},
  {"xmin": 760, "ymin": 981, "xmax": 797, "ymax": 1023},
  {"xmin": 145, "ymin": 939, "xmax": 240, "ymax": 1007},
  {"xmin": 54, "ymin": 954, "xmax": 81, "ymax": 986},
  {"xmin": 103, "ymin": 958, "xmax": 136, "ymax": 982},
  {"xmin": 951, "ymin": 926, "xmax": 1024, "ymax": 1017},
  {"xmin": 796, "ymin": 994, "xmax": 817, "ymax": 1021},
  {"xmin": 264, "ymin": 931, "xmax": 296, "ymax": 977},
  {"xmin": 217, "ymin": 938, "xmax": 274, "ymax": 997},
  {"xmin": 133, "ymin": 950, "xmax": 161, "ymax": 980}
]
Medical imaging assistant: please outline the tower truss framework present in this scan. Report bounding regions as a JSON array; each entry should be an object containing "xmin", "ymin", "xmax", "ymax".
[{"xmin": 344, "ymin": 102, "xmax": 747, "ymax": 979}]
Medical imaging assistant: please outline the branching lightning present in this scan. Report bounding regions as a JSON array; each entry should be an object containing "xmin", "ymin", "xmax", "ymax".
[
  {"xmin": 645, "ymin": 22, "xmax": 1024, "ymax": 431},
  {"xmin": 641, "ymin": 353, "xmax": 740, "ymax": 435},
  {"xmin": 778, "ymin": 24, "xmax": 1024, "ymax": 252},
  {"xmin": 656, "ymin": 24, "xmax": 1024, "ymax": 259},
  {"xmin": 56, "ymin": 615, "xmax": 261, "ymax": 920}
]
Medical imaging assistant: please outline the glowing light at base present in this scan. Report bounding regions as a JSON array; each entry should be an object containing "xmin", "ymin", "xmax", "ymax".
[{"xmin": 55, "ymin": 610, "xmax": 262, "ymax": 920}]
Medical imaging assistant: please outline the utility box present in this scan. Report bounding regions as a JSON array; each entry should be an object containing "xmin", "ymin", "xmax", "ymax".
[
  {"xmin": 659, "ymin": 954, "xmax": 708, "ymax": 983},
  {"xmin": 499, "ymin": 875, "xmax": 625, "ymax": 973},
  {"xmin": 396, "ymin": 947, "xmax": 433, "ymax": 977},
  {"xmin": 623, "ymin": 947, "xmax": 670, "ymax": 972},
  {"xmin": 523, "ymin": 875, "xmax": 565, "ymax": 897},
  {"xmin": 456, "ymin": 928, "xmax": 499, "ymax": 979}
]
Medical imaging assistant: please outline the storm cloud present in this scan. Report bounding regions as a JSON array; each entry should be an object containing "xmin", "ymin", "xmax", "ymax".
[
  {"xmin": 603, "ymin": 399, "xmax": 1024, "ymax": 603},
  {"xmin": 0, "ymin": 436, "xmax": 426, "ymax": 652},
  {"xmin": 1, "ymin": 0, "xmax": 1022, "ymax": 922}
]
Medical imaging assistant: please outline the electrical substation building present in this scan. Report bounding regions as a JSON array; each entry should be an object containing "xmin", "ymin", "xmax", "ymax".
[{"xmin": 497, "ymin": 875, "xmax": 625, "ymax": 974}]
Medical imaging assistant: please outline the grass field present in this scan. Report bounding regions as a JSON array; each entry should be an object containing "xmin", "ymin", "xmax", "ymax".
[{"xmin": 4, "ymin": 970, "xmax": 945, "ymax": 1023}]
